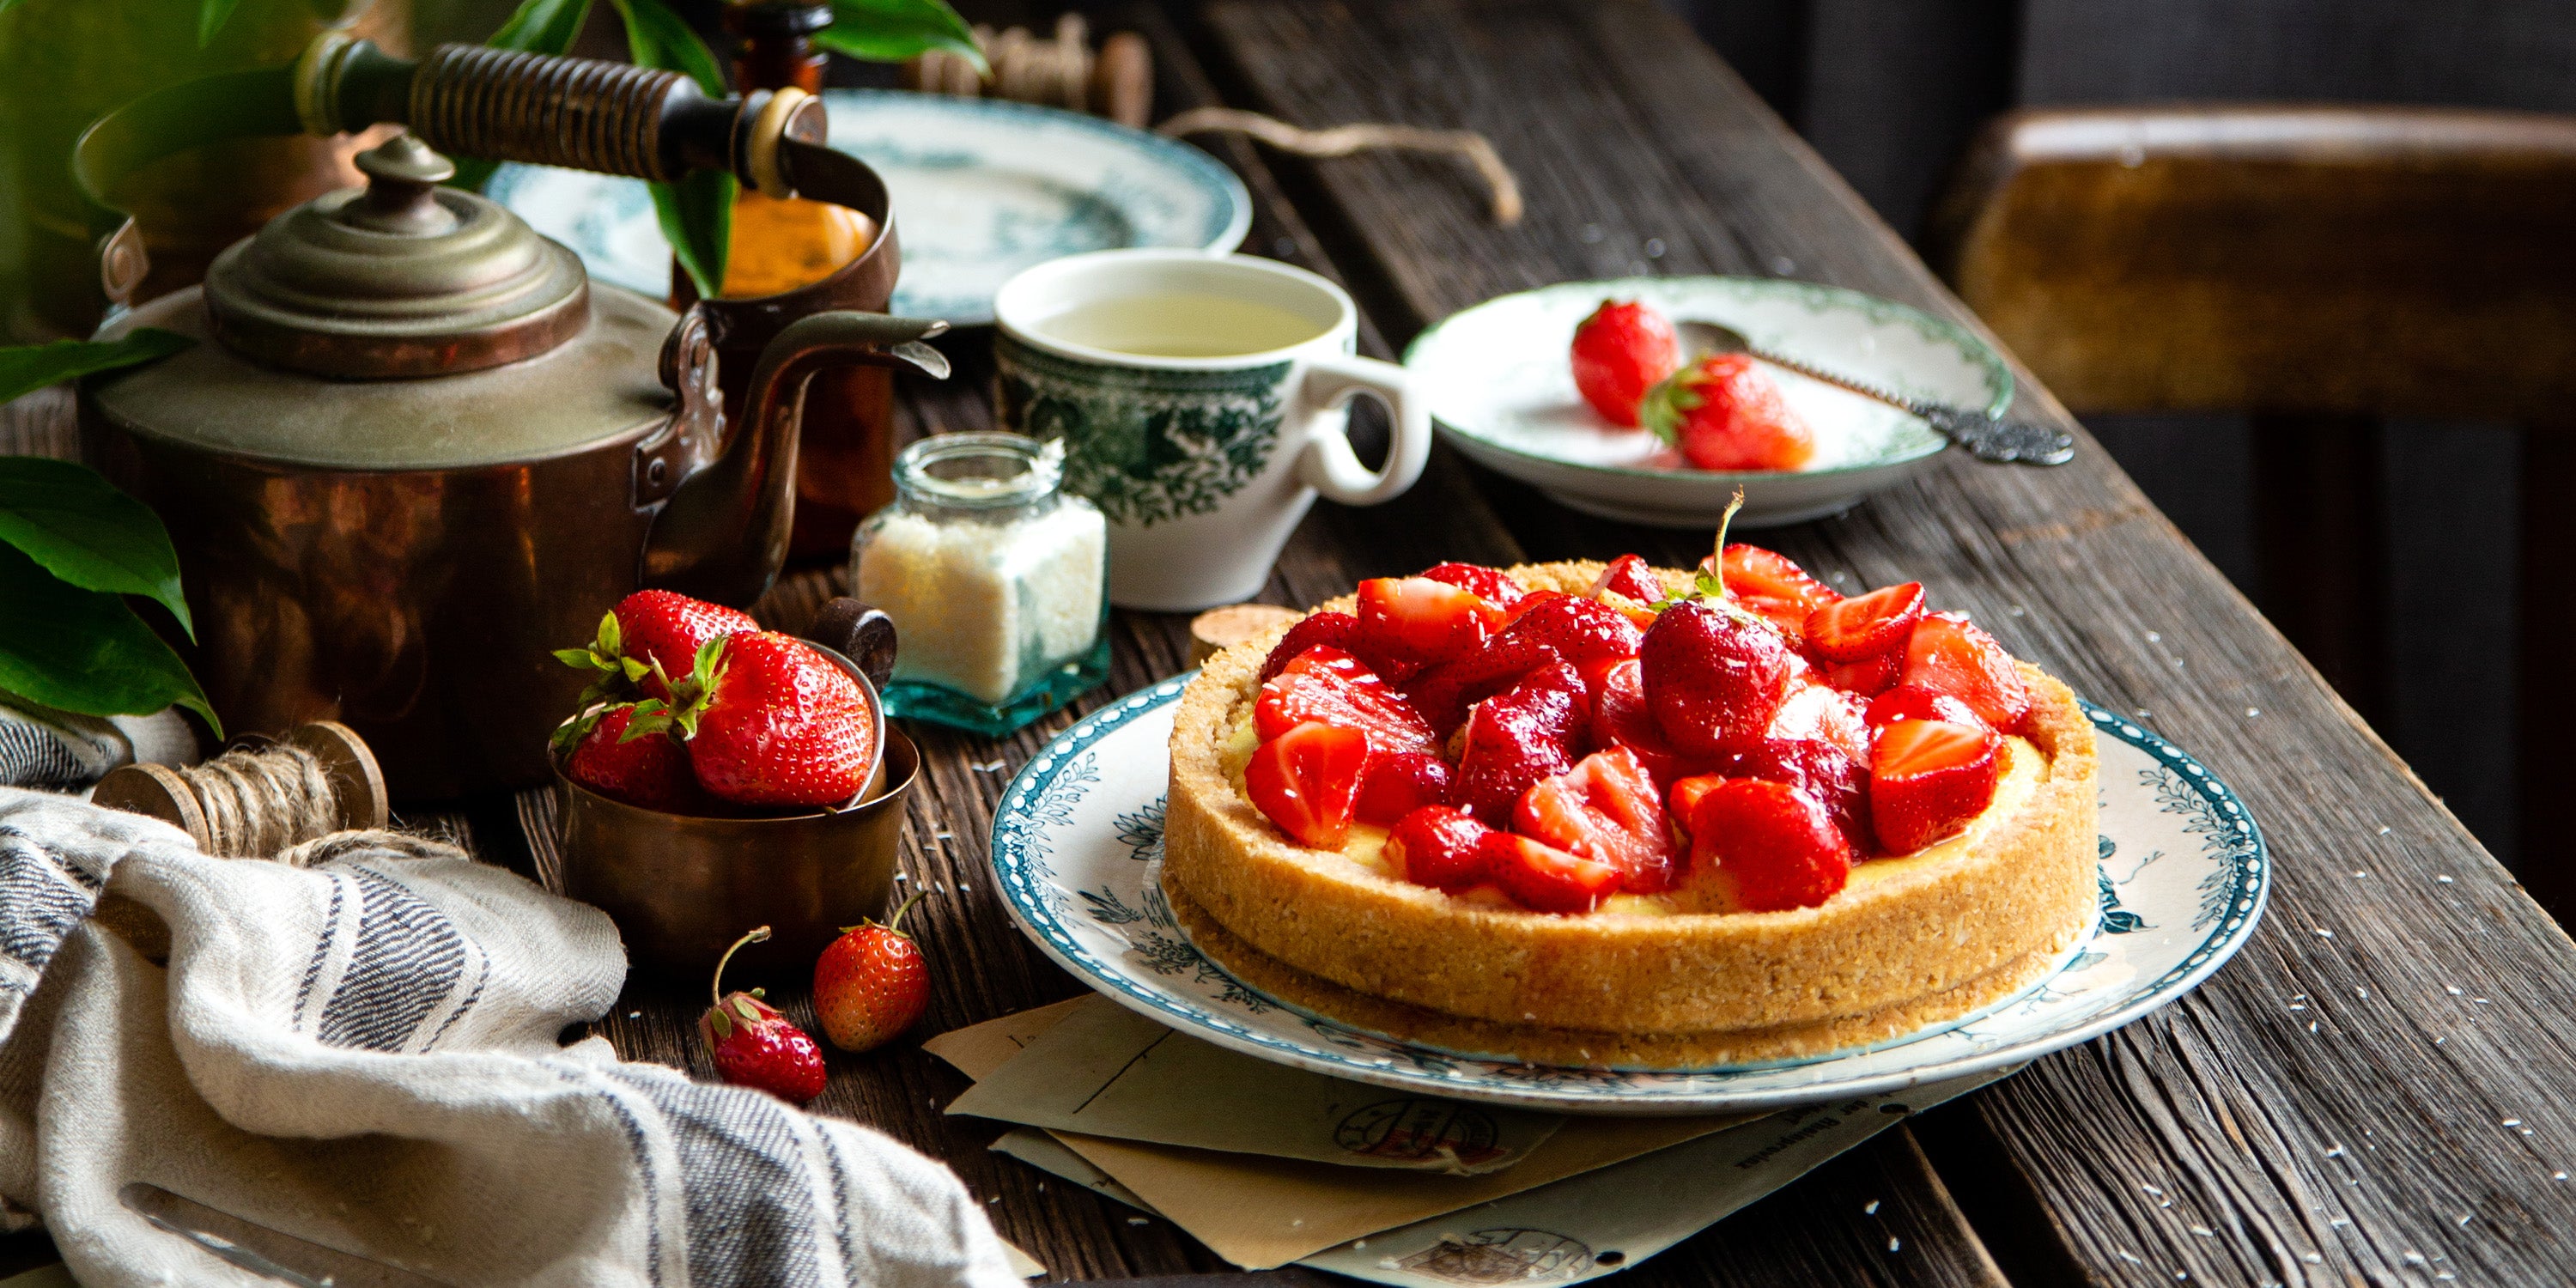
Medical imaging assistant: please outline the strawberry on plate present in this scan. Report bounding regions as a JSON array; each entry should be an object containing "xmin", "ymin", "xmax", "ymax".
[
  {"xmin": 1356, "ymin": 750, "xmax": 1455, "ymax": 827},
  {"xmin": 1870, "ymin": 717, "xmax": 2005, "ymax": 853},
  {"xmin": 557, "ymin": 705, "xmax": 709, "ymax": 812},
  {"xmin": 1684, "ymin": 778, "xmax": 1854, "ymax": 912},
  {"xmin": 1384, "ymin": 805, "xmax": 1497, "ymax": 891},
  {"xmin": 1484, "ymin": 831, "xmax": 1625, "ymax": 914},
  {"xmin": 1256, "ymin": 647, "xmax": 1439, "ymax": 756},
  {"xmin": 1641, "ymin": 353, "xmax": 1816, "ymax": 471},
  {"xmin": 1247, "ymin": 720, "xmax": 1370, "ymax": 848},
  {"xmin": 643, "ymin": 632, "xmax": 876, "ymax": 808},
  {"xmin": 1640, "ymin": 599, "xmax": 1795, "ymax": 758},
  {"xmin": 1454, "ymin": 660, "xmax": 1589, "ymax": 822},
  {"xmin": 1571, "ymin": 300, "xmax": 1682, "ymax": 428},
  {"xmin": 1356, "ymin": 576, "xmax": 1507, "ymax": 665},
  {"xmin": 1515, "ymin": 746, "xmax": 1676, "ymax": 893},
  {"xmin": 1900, "ymin": 614, "xmax": 2032, "ymax": 731},
  {"xmin": 1804, "ymin": 581, "xmax": 1924, "ymax": 662}
]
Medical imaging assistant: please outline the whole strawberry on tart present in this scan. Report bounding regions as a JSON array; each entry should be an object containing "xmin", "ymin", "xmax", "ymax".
[{"xmin": 1161, "ymin": 506, "xmax": 2099, "ymax": 1068}]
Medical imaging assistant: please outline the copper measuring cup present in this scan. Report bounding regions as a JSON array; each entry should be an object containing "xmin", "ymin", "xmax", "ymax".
[{"xmin": 551, "ymin": 598, "xmax": 913, "ymax": 983}]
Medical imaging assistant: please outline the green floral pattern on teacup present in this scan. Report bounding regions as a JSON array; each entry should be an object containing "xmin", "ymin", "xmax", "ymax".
[{"xmin": 996, "ymin": 334, "xmax": 1288, "ymax": 527}]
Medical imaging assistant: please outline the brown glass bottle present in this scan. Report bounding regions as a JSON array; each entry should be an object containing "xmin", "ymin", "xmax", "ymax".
[{"xmin": 696, "ymin": 0, "xmax": 902, "ymax": 562}]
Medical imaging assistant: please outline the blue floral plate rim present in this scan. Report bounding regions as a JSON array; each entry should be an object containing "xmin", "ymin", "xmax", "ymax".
[{"xmin": 987, "ymin": 675, "xmax": 2269, "ymax": 1113}]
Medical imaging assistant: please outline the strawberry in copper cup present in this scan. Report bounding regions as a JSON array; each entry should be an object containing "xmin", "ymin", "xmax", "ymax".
[{"xmin": 550, "ymin": 593, "xmax": 918, "ymax": 982}]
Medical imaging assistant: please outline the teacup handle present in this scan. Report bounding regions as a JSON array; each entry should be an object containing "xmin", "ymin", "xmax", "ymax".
[{"xmin": 1294, "ymin": 354, "xmax": 1431, "ymax": 507}]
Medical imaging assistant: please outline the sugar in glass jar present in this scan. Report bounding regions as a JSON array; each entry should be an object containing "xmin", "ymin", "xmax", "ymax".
[{"xmin": 853, "ymin": 433, "xmax": 1109, "ymax": 734}]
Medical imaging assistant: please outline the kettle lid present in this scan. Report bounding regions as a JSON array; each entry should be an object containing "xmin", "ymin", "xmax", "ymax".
[{"xmin": 203, "ymin": 133, "xmax": 588, "ymax": 378}]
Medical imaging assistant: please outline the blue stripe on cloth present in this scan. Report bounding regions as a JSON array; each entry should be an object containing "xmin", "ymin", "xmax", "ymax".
[
  {"xmin": 0, "ymin": 822, "xmax": 105, "ymax": 975},
  {"xmin": 316, "ymin": 867, "xmax": 467, "ymax": 1052},
  {"xmin": 605, "ymin": 1066, "xmax": 831, "ymax": 1288}
]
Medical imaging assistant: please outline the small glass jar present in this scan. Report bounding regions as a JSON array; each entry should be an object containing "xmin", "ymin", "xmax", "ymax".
[{"xmin": 853, "ymin": 433, "xmax": 1109, "ymax": 735}]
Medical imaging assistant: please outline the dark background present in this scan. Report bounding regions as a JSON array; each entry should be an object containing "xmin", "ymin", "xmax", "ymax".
[{"xmin": 1667, "ymin": 0, "xmax": 2557, "ymax": 866}]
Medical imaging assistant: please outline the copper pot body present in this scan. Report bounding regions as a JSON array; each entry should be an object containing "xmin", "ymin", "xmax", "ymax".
[{"xmin": 552, "ymin": 641, "xmax": 912, "ymax": 984}]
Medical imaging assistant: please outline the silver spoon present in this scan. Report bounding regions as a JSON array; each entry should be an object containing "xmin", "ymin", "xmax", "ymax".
[{"xmin": 1675, "ymin": 320, "xmax": 2075, "ymax": 465}]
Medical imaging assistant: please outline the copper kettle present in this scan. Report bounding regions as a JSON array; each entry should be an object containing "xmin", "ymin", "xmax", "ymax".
[{"xmin": 76, "ymin": 42, "xmax": 945, "ymax": 799}]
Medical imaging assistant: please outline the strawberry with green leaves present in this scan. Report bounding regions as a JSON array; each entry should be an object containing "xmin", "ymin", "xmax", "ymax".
[
  {"xmin": 555, "ymin": 589, "xmax": 759, "ymax": 705},
  {"xmin": 1571, "ymin": 300, "xmax": 1682, "ymax": 427},
  {"xmin": 699, "ymin": 927, "xmax": 828, "ymax": 1104},
  {"xmin": 1641, "ymin": 353, "xmax": 1816, "ymax": 472},
  {"xmin": 633, "ymin": 632, "xmax": 878, "ymax": 808},
  {"xmin": 813, "ymin": 892, "xmax": 932, "ymax": 1054}
]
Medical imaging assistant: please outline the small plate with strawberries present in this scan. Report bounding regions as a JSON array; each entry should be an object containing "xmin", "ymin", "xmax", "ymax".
[
  {"xmin": 1404, "ymin": 276, "xmax": 2009, "ymax": 527},
  {"xmin": 989, "ymin": 542, "xmax": 2268, "ymax": 1114}
]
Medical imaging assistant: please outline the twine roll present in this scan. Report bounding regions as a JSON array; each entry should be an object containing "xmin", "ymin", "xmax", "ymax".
[{"xmin": 94, "ymin": 722, "xmax": 392, "ymax": 863}]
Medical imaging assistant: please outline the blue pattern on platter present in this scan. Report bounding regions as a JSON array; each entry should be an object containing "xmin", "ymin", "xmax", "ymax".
[
  {"xmin": 486, "ymin": 90, "xmax": 1253, "ymax": 325},
  {"xmin": 989, "ymin": 678, "xmax": 2269, "ymax": 1114}
]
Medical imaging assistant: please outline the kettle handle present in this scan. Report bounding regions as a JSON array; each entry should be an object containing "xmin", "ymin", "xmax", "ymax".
[{"xmin": 640, "ymin": 311, "xmax": 951, "ymax": 608}]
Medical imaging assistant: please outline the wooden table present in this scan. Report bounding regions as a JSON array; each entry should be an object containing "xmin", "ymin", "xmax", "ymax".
[{"xmin": 10, "ymin": 2, "xmax": 2576, "ymax": 1284}]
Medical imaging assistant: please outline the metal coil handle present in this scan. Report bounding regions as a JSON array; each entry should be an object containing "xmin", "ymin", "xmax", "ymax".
[{"xmin": 295, "ymin": 32, "xmax": 822, "ymax": 188}]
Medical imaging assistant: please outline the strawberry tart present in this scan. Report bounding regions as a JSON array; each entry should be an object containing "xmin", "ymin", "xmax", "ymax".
[{"xmin": 1160, "ymin": 529, "xmax": 2098, "ymax": 1068}]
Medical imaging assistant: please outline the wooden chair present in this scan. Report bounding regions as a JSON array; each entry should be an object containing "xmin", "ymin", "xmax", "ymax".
[{"xmin": 1926, "ymin": 105, "xmax": 2576, "ymax": 914}]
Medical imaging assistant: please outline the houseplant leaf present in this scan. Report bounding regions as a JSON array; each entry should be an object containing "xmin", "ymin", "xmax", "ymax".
[
  {"xmin": 0, "ymin": 330, "xmax": 191, "ymax": 405},
  {"xmin": 450, "ymin": 0, "xmax": 598, "ymax": 192},
  {"xmin": 814, "ymin": 0, "xmax": 984, "ymax": 68},
  {"xmin": 0, "ymin": 542, "xmax": 218, "ymax": 732},
  {"xmin": 198, "ymin": 0, "xmax": 242, "ymax": 46},
  {"xmin": 0, "ymin": 458, "xmax": 195, "ymax": 640},
  {"xmin": 608, "ymin": 0, "xmax": 733, "ymax": 297}
]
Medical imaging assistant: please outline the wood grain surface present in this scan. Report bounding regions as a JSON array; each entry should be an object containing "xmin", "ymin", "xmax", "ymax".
[{"xmin": 1188, "ymin": 2, "xmax": 2576, "ymax": 1285}]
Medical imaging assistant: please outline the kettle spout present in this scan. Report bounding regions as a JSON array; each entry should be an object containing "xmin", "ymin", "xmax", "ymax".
[{"xmin": 641, "ymin": 311, "xmax": 951, "ymax": 606}]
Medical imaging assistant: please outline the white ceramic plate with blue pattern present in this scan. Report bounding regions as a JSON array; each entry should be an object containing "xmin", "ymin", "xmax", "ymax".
[
  {"xmin": 991, "ymin": 677, "xmax": 2267, "ymax": 1115},
  {"xmin": 1403, "ymin": 277, "xmax": 2011, "ymax": 529},
  {"xmin": 487, "ymin": 90, "xmax": 1253, "ymax": 325}
]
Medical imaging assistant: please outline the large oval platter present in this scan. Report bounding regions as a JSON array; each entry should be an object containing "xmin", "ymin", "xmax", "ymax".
[{"xmin": 990, "ymin": 677, "xmax": 2265, "ymax": 1115}]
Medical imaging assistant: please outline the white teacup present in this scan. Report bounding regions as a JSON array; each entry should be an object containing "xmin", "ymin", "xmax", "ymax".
[{"xmin": 993, "ymin": 249, "xmax": 1429, "ymax": 611}]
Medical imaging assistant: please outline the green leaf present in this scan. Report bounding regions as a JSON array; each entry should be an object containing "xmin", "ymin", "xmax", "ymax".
[
  {"xmin": 451, "ymin": 0, "xmax": 598, "ymax": 191},
  {"xmin": 198, "ymin": 0, "xmax": 241, "ymax": 46},
  {"xmin": 652, "ymin": 171, "xmax": 735, "ymax": 301},
  {"xmin": 0, "ymin": 0, "xmax": 27, "ymax": 17},
  {"xmin": 814, "ymin": 0, "xmax": 985, "ymax": 68},
  {"xmin": 0, "ymin": 543, "xmax": 216, "ymax": 732},
  {"xmin": 0, "ymin": 458, "xmax": 195, "ymax": 640},
  {"xmin": 607, "ymin": 0, "xmax": 726, "ymax": 94},
  {"xmin": 0, "ymin": 330, "xmax": 191, "ymax": 405},
  {"xmin": 606, "ymin": 0, "xmax": 733, "ymax": 296}
]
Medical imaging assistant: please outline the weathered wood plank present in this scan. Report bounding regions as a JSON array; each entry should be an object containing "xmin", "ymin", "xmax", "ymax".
[{"xmin": 1194, "ymin": 1, "xmax": 2576, "ymax": 1284}]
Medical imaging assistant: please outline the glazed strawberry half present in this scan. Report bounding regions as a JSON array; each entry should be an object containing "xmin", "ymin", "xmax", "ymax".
[
  {"xmin": 1515, "ymin": 746, "xmax": 1675, "ymax": 894},
  {"xmin": 1683, "ymin": 777, "xmax": 1854, "ymax": 912},
  {"xmin": 1453, "ymin": 659, "xmax": 1589, "ymax": 822},
  {"xmin": 1258, "ymin": 646, "xmax": 1439, "ymax": 756},
  {"xmin": 1900, "ymin": 614, "xmax": 2031, "ymax": 732},
  {"xmin": 1246, "ymin": 720, "xmax": 1370, "ymax": 849},
  {"xmin": 1869, "ymin": 717, "xmax": 2005, "ymax": 854},
  {"xmin": 1355, "ymin": 575, "xmax": 1508, "ymax": 665},
  {"xmin": 1384, "ymin": 805, "xmax": 1497, "ymax": 891},
  {"xmin": 1640, "ymin": 354, "xmax": 1817, "ymax": 472},
  {"xmin": 1570, "ymin": 299, "xmax": 1682, "ymax": 428}
]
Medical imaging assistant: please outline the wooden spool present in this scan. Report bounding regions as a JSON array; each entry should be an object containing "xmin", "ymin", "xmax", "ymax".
[
  {"xmin": 1188, "ymin": 603, "xmax": 1303, "ymax": 665},
  {"xmin": 92, "ymin": 721, "xmax": 390, "ymax": 855}
]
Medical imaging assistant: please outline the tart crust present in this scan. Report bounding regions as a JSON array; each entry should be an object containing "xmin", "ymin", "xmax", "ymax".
[{"xmin": 1160, "ymin": 562, "xmax": 2099, "ymax": 1066}]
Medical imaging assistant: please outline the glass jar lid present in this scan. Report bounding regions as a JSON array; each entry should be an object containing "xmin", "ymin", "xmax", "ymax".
[
  {"xmin": 201, "ymin": 133, "xmax": 588, "ymax": 379},
  {"xmin": 894, "ymin": 433, "xmax": 1066, "ymax": 512}
]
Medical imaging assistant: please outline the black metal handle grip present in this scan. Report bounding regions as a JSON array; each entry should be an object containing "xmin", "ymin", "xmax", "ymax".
[
  {"xmin": 808, "ymin": 598, "xmax": 898, "ymax": 694},
  {"xmin": 321, "ymin": 39, "xmax": 753, "ymax": 184}
]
